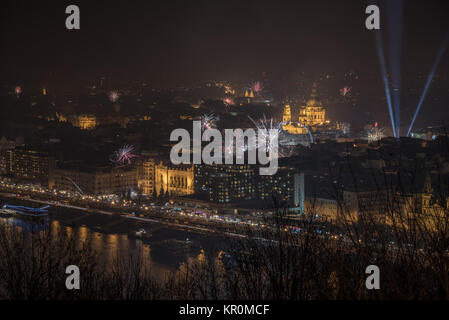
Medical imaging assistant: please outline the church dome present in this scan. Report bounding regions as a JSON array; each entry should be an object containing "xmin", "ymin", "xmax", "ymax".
[
  {"xmin": 306, "ymin": 98, "xmax": 322, "ymax": 107},
  {"xmin": 306, "ymin": 87, "xmax": 322, "ymax": 107}
]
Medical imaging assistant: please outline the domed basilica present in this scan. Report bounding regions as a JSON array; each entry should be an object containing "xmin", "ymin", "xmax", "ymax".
[{"xmin": 282, "ymin": 87, "xmax": 327, "ymax": 135}]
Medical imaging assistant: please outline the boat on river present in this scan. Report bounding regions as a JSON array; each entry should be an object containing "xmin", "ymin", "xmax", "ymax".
[{"xmin": 0, "ymin": 204, "xmax": 50, "ymax": 221}]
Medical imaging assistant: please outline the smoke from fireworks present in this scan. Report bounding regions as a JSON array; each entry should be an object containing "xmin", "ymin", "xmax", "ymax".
[
  {"xmin": 201, "ymin": 112, "xmax": 219, "ymax": 130},
  {"xmin": 109, "ymin": 90, "xmax": 120, "ymax": 103},
  {"xmin": 110, "ymin": 145, "xmax": 138, "ymax": 166}
]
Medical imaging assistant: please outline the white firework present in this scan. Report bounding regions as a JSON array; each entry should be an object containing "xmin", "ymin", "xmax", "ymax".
[
  {"xmin": 109, "ymin": 90, "xmax": 120, "ymax": 103},
  {"xmin": 223, "ymin": 142, "xmax": 248, "ymax": 159},
  {"xmin": 248, "ymin": 115, "xmax": 284, "ymax": 158},
  {"xmin": 201, "ymin": 112, "xmax": 219, "ymax": 131},
  {"xmin": 367, "ymin": 127, "xmax": 384, "ymax": 143}
]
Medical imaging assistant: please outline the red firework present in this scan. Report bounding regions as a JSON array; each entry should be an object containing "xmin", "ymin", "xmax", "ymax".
[{"xmin": 110, "ymin": 145, "xmax": 138, "ymax": 166}]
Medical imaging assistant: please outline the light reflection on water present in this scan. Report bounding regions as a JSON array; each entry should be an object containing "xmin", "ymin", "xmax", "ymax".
[{"xmin": 1, "ymin": 217, "xmax": 169, "ymax": 277}]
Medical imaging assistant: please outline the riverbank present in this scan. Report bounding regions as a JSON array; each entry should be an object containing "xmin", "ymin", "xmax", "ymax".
[{"xmin": 0, "ymin": 194, "xmax": 229, "ymax": 271}]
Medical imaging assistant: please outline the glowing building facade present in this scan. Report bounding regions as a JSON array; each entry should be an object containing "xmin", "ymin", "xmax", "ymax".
[
  {"xmin": 75, "ymin": 115, "xmax": 97, "ymax": 130},
  {"xmin": 6, "ymin": 147, "xmax": 56, "ymax": 188},
  {"xmin": 137, "ymin": 159, "xmax": 156, "ymax": 195},
  {"xmin": 154, "ymin": 161, "xmax": 194, "ymax": 196},
  {"xmin": 299, "ymin": 88, "xmax": 326, "ymax": 126},
  {"xmin": 281, "ymin": 87, "xmax": 327, "ymax": 135},
  {"xmin": 53, "ymin": 165, "xmax": 137, "ymax": 196},
  {"xmin": 194, "ymin": 163, "xmax": 304, "ymax": 211},
  {"xmin": 195, "ymin": 164, "xmax": 256, "ymax": 203}
]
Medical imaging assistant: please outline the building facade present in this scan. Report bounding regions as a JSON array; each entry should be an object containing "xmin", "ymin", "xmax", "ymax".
[
  {"xmin": 137, "ymin": 159, "xmax": 156, "ymax": 195},
  {"xmin": 6, "ymin": 147, "xmax": 56, "ymax": 188},
  {"xmin": 153, "ymin": 161, "xmax": 194, "ymax": 196},
  {"xmin": 73, "ymin": 114, "xmax": 97, "ymax": 130},
  {"xmin": 195, "ymin": 164, "xmax": 256, "ymax": 203},
  {"xmin": 53, "ymin": 165, "xmax": 137, "ymax": 196},
  {"xmin": 194, "ymin": 163, "xmax": 304, "ymax": 210}
]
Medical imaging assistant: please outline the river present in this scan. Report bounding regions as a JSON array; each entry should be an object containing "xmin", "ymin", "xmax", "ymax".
[{"xmin": 0, "ymin": 195, "xmax": 230, "ymax": 277}]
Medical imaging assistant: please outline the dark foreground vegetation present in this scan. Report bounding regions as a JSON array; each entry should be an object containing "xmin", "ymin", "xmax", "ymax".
[{"xmin": 0, "ymin": 199, "xmax": 448, "ymax": 300}]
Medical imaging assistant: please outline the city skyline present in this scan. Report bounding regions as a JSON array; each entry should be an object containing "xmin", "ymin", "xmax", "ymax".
[{"xmin": 2, "ymin": 1, "xmax": 449, "ymax": 131}]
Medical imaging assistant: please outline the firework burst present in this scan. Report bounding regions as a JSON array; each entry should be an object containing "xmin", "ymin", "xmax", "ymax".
[
  {"xmin": 367, "ymin": 126, "xmax": 384, "ymax": 143},
  {"xmin": 223, "ymin": 141, "xmax": 248, "ymax": 159},
  {"xmin": 110, "ymin": 145, "xmax": 138, "ymax": 166},
  {"xmin": 248, "ymin": 115, "xmax": 284, "ymax": 158},
  {"xmin": 250, "ymin": 81, "xmax": 264, "ymax": 95},
  {"xmin": 109, "ymin": 90, "xmax": 120, "ymax": 103},
  {"xmin": 201, "ymin": 112, "xmax": 219, "ymax": 131},
  {"xmin": 339, "ymin": 86, "xmax": 352, "ymax": 97},
  {"xmin": 223, "ymin": 98, "xmax": 234, "ymax": 112}
]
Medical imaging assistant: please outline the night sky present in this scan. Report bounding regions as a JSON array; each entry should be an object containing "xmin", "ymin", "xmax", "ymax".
[{"xmin": 1, "ymin": 0, "xmax": 449, "ymax": 87}]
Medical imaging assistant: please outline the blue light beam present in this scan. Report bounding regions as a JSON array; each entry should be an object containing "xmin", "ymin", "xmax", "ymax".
[
  {"xmin": 407, "ymin": 30, "xmax": 449, "ymax": 137},
  {"xmin": 296, "ymin": 122, "xmax": 314, "ymax": 144},
  {"xmin": 386, "ymin": 0, "xmax": 403, "ymax": 137},
  {"xmin": 375, "ymin": 30, "xmax": 396, "ymax": 137}
]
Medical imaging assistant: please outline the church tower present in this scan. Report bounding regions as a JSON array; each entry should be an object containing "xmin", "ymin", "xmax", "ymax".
[{"xmin": 282, "ymin": 103, "xmax": 292, "ymax": 123}]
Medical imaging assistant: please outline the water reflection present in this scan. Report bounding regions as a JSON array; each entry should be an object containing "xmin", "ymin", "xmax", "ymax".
[
  {"xmin": 0, "ymin": 216, "xmax": 168, "ymax": 277},
  {"xmin": 0, "ymin": 207, "xmax": 228, "ymax": 284}
]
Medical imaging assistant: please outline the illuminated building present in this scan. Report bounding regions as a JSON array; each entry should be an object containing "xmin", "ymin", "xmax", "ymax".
[
  {"xmin": 7, "ymin": 147, "xmax": 56, "ymax": 188},
  {"xmin": 244, "ymin": 89, "xmax": 254, "ymax": 98},
  {"xmin": 0, "ymin": 153, "xmax": 6, "ymax": 174},
  {"xmin": 282, "ymin": 103, "xmax": 292, "ymax": 123},
  {"xmin": 75, "ymin": 114, "xmax": 97, "ymax": 130},
  {"xmin": 214, "ymin": 81, "xmax": 235, "ymax": 95},
  {"xmin": 305, "ymin": 197, "xmax": 342, "ymax": 222},
  {"xmin": 53, "ymin": 164, "xmax": 137, "ymax": 195},
  {"xmin": 281, "ymin": 86, "xmax": 351, "ymax": 143},
  {"xmin": 154, "ymin": 161, "xmax": 194, "ymax": 196},
  {"xmin": 339, "ymin": 173, "xmax": 437, "ymax": 225},
  {"xmin": 195, "ymin": 164, "xmax": 256, "ymax": 203},
  {"xmin": 0, "ymin": 137, "xmax": 13, "ymax": 174},
  {"xmin": 257, "ymin": 167, "xmax": 304, "ymax": 212},
  {"xmin": 194, "ymin": 163, "xmax": 304, "ymax": 211},
  {"xmin": 242, "ymin": 89, "xmax": 256, "ymax": 104},
  {"xmin": 282, "ymin": 86, "xmax": 327, "ymax": 135},
  {"xmin": 299, "ymin": 87, "xmax": 326, "ymax": 126},
  {"xmin": 137, "ymin": 159, "xmax": 156, "ymax": 195},
  {"xmin": 56, "ymin": 112, "xmax": 68, "ymax": 122}
]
